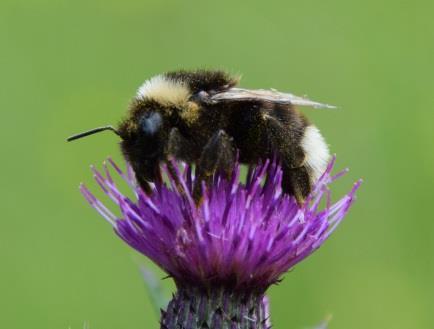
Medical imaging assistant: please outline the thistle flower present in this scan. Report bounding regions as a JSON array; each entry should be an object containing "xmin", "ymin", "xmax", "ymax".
[{"xmin": 81, "ymin": 156, "xmax": 360, "ymax": 329}]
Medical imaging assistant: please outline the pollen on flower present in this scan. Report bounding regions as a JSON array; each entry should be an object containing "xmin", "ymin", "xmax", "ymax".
[{"xmin": 80, "ymin": 156, "xmax": 361, "ymax": 292}]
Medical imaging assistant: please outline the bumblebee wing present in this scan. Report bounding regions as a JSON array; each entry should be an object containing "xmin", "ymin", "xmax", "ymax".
[{"xmin": 210, "ymin": 88, "xmax": 336, "ymax": 109}]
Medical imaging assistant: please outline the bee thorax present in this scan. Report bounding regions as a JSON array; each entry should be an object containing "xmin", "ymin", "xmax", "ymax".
[{"xmin": 136, "ymin": 75, "xmax": 190, "ymax": 106}]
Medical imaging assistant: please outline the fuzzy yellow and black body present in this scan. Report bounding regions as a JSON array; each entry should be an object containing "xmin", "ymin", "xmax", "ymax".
[{"xmin": 68, "ymin": 69, "xmax": 332, "ymax": 204}]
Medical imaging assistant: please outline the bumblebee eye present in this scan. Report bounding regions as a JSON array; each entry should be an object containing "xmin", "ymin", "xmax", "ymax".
[{"xmin": 140, "ymin": 112, "xmax": 162, "ymax": 135}]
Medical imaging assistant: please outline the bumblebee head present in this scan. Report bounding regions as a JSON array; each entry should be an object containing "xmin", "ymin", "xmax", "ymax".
[
  {"xmin": 66, "ymin": 73, "xmax": 191, "ymax": 164},
  {"xmin": 116, "ymin": 99, "xmax": 171, "ymax": 167},
  {"xmin": 116, "ymin": 73, "xmax": 199, "ymax": 161}
]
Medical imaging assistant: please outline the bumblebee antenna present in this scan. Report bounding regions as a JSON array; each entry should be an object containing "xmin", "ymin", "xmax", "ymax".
[{"xmin": 67, "ymin": 126, "xmax": 120, "ymax": 142}]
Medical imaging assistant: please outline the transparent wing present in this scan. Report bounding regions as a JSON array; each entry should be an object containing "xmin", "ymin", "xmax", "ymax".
[{"xmin": 210, "ymin": 87, "xmax": 336, "ymax": 109}]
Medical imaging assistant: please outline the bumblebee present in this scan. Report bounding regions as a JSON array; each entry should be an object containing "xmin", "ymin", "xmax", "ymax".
[{"xmin": 68, "ymin": 70, "xmax": 332, "ymax": 203}]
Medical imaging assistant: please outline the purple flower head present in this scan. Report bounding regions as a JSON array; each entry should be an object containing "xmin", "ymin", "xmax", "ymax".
[{"xmin": 81, "ymin": 156, "xmax": 360, "ymax": 292}]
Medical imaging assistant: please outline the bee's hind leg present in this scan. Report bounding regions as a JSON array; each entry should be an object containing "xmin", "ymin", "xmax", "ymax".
[
  {"xmin": 193, "ymin": 130, "xmax": 235, "ymax": 204},
  {"xmin": 263, "ymin": 114, "xmax": 311, "ymax": 204},
  {"xmin": 281, "ymin": 165, "xmax": 311, "ymax": 205}
]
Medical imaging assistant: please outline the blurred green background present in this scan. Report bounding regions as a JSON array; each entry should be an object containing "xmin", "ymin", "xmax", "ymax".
[{"xmin": 1, "ymin": 0, "xmax": 433, "ymax": 328}]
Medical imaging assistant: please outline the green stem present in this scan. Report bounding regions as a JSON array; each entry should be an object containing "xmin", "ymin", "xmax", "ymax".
[{"xmin": 160, "ymin": 286, "xmax": 270, "ymax": 329}]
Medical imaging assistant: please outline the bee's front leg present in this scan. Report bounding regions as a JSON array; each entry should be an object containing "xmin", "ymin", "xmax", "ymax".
[
  {"xmin": 132, "ymin": 159, "xmax": 161, "ymax": 195},
  {"xmin": 166, "ymin": 127, "xmax": 198, "ymax": 195},
  {"xmin": 193, "ymin": 130, "xmax": 235, "ymax": 204}
]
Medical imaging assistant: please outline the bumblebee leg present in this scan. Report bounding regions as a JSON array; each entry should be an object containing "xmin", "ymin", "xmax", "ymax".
[
  {"xmin": 282, "ymin": 165, "xmax": 311, "ymax": 205},
  {"xmin": 164, "ymin": 128, "xmax": 192, "ymax": 195},
  {"xmin": 133, "ymin": 171, "xmax": 152, "ymax": 194},
  {"xmin": 263, "ymin": 115, "xmax": 310, "ymax": 204},
  {"xmin": 262, "ymin": 114, "xmax": 305, "ymax": 167},
  {"xmin": 193, "ymin": 130, "xmax": 235, "ymax": 204},
  {"xmin": 132, "ymin": 159, "xmax": 161, "ymax": 195},
  {"xmin": 167, "ymin": 127, "xmax": 199, "ymax": 162}
]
